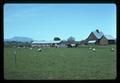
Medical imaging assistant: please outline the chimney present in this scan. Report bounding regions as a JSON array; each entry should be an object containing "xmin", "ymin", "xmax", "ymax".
[{"xmin": 96, "ymin": 29, "xmax": 99, "ymax": 33}]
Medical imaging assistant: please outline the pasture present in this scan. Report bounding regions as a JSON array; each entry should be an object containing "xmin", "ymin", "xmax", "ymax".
[{"xmin": 4, "ymin": 45, "xmax": 116, "ymax": 80}]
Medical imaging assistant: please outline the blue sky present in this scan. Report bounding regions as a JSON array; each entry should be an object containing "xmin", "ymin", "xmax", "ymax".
[{"xmin": 4, "ymin": 4, "xmax": 116, "ymax": 41}]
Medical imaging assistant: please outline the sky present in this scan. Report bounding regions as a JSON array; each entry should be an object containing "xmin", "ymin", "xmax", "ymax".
[{"xmin": 4, "ymin": 4, "xmax": 116, "ymax": 41}]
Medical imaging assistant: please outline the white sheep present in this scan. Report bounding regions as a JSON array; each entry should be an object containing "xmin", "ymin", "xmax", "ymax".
[
  {"xmin": 111, "ymin": 48, "xmax": 114, "ymax": 52},
  {"xmin": 89, "ymin": 47, "xmax": 92, "ymax": 50},
  {"xmin": 30, "ymin": 47, "xmax": 32, "ymax": 50},
  {"xmin": 38, "ymin": 48, "xmax": 42, "ymax": 52},
  {"xmin": 14, "ymin": 51, "xmax": 16, "ymax": 55},
  {"xmin": 92, "ymin": 48, "xmax": 96, "ymax": 52}
]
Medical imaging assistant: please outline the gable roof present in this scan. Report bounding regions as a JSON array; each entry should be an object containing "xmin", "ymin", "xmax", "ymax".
[
  {"xmin": 104, "ymin": 35, "xmax": 115, "ymax": 40},
  {"xmin": 92, "ymin": 30, "xmax": 104, "ymax": 39}
]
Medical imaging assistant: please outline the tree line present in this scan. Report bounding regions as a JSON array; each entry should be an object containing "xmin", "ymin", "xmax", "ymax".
[
  {"xmin": 4, "ymin": 36, "xmax": 76, "ymax": 47},
  {"xmin": 4, "ymin": 41, "xmax": 32, "ymax": 47}
]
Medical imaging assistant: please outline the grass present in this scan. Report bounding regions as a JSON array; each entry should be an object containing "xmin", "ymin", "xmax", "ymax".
[{"xmin": 4, "ymin": 45, "xmax": 116, "ymax": 80}]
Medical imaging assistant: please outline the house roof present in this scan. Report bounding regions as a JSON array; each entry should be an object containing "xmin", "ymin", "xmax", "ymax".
[
  {"xmin": 93, "ymin": 30, "xmax": 104, "ymax": 39},
  {"xmin": 104, "ymin": 35, "xmax": 115, "ymax": 40}
]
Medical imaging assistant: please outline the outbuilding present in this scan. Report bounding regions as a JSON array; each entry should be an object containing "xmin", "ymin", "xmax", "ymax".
[{"xmin": 31, "ymin": 40, "xmax": 61, "ymax": 47}]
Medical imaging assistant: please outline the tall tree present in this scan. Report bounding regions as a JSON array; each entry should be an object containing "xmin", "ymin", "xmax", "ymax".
[
  {"xmin": 54, "ymin": 37, "xmax": 61, "ymax": 41},
  {"xmin": 67, "ymin": 36, "xmax": 75, "ymax": 43}
]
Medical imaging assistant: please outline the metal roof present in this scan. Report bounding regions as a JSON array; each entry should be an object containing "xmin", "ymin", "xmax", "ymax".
[
  {"xmin": 32, "ymin": 40, "xmax": 61, "ymax": 44},
  {"xmin": 88, "ymin": 40, "xmax": 96, "ymax": 43},
  {"xmin": 93, "ymin": 31, "xmax": 104, "ymax": 39},
  {"xmin": 104, "ymin": 35, "xmax": 115, "ymax": 40}
]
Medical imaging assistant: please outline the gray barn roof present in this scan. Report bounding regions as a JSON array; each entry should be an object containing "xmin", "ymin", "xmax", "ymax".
[
  {"xmin": 93, "ymin": 31, "xmax": 104, "ymax": 39},
  {"xmin": 104, "ymin": 35, "xmax": 115, "ymax": 40}
]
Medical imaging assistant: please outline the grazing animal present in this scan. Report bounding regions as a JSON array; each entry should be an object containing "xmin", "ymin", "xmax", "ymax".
[
  {"xmin": 111, "ymin": 48, "xmax": 114, "ymax": 52},
  {"xmin": 14, "ymin": 51, "xmax": 16, "ymax": 55},
  {"xmin": 89, "ymin": 47, "xmax": 92, "ymax": 50},
  {"xmin": 30, "ymin": 47, "xmax": 32, "ymax": 50},
  {"xmin": 38, "ymin": 48, "xmax": 42, "ymax": 52},
  {"xmin": 92, "ymin": 48, "xmax": 96, "ymax": 52}
]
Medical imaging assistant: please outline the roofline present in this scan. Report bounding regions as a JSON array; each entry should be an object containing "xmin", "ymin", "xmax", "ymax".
[{"xmin": 100, "ymin": 35, "xmax": 115, "ymax": 40}]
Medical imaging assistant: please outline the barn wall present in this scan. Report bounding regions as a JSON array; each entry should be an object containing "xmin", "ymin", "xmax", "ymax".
[
  {"xmin": 108, "ymin": 40, "xmax": 115, "ymax": 44},
  {"xmin": 99, "ymin": 37, "xmax": 108, "ymax": 45},
  {"xmin": 86, "ymin": 32, "xmax": 99, "ymax": 45},
  {"xmin": 87, "ymin": 32, "xmax": 98, "ymax": 41},
  {"xmin": 96, "ymin": 40, "xmax": 100, "ymax": 44}
]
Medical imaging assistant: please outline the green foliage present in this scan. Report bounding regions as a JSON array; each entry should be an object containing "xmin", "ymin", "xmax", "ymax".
[
  {"xmin": 4, "ymin": 45, "xmax": 116, "ymax": 80},
  {"xmin": 67, "ymin": 36, "xmax": 75, "ymax": 42},
  {"xmin": 4, "ymin": 41, "xmax": 31, "ymax": 47},
  {"xmin": 53, "ymin": 37, "xmax": 61, "ymax": 41}
]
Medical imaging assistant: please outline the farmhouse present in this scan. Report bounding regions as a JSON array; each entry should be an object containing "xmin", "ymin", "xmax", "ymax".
[{"xmin": 85, "ymin": 29, "xmax": 115, "ymax": 45}]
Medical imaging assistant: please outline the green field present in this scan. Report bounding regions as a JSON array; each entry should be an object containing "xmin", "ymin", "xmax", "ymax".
[{"xmin": 4, "ymin": 45, "xmax": 116, "ymax": 80}]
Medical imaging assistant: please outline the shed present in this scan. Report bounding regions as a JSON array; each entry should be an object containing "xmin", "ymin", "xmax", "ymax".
[{"xmin": 31, "ymin": 40, "xmax": 61, "ymax": 47}]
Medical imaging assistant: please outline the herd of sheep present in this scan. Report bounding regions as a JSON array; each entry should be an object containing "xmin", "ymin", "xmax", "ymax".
[
  {"xmin": 89, "ymin": 47, "xmax": 115, "ymax": 52},
  {"xmin": 13, "ymin": 46, "xmax": 115, "ymax": 55}
]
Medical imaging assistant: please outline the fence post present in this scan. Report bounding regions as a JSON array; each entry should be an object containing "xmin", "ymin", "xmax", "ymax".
[{"xmin": 14, "ymin": 51, "xmax": 17, "ymax": 67}]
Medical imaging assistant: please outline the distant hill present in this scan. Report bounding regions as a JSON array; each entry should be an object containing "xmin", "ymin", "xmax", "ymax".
[{"xmin": 4, "ymin": 36, "xmax": 33, "ymax": 42}]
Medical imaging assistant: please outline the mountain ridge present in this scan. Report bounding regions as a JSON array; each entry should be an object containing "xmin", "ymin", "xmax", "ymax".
[{"xmin": 4, "ymin": 36, "xmax": 33, "ymax": 42}]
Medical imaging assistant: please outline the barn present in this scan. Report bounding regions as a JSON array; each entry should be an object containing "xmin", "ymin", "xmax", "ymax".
[
  {"xmin": 99, "ymin": 36, "xmax": 108, "ymax": 45},
  {"xmin": 100, "ymin": 35, "xmax": 116, "ymax": 45},
  {"xmin": 86, "ymin": 29, "xmax": 115, "ymax": 45},
  {"xmin": 86, "ymin": 29, "xmax": 104, "ymax": 45}
]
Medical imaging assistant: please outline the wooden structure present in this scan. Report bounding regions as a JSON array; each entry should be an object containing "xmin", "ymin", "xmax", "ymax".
[
  {"xmin": 86, "ymin": 29, "xmax": 115, "ymax": 45},
  {"xmin": 99, "ymin": 36, "xmax": 108, "ymax": 45}
]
